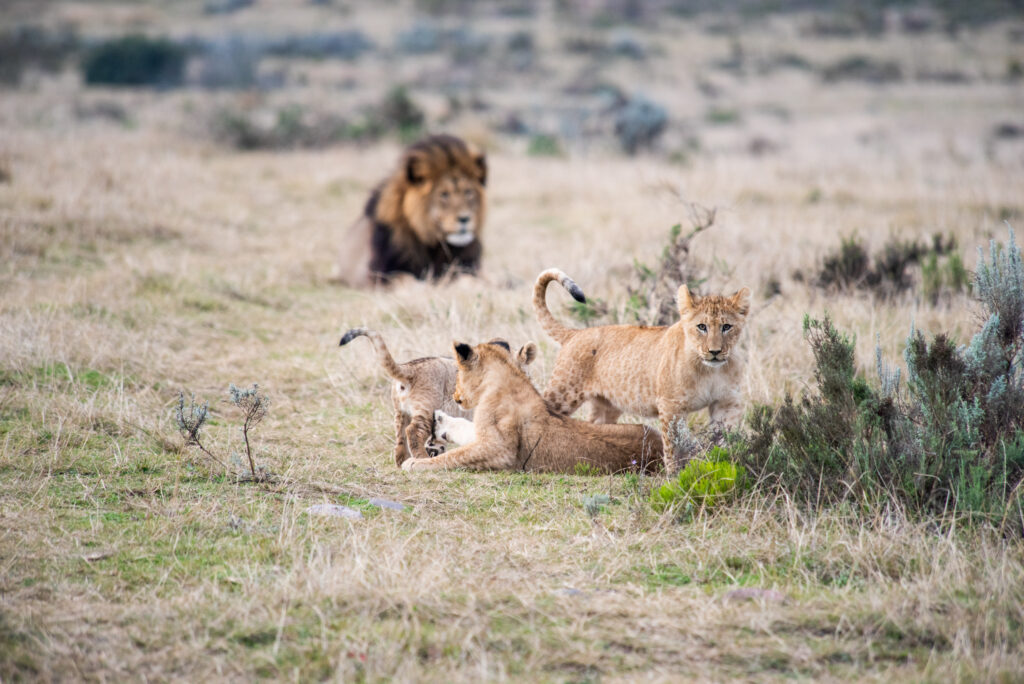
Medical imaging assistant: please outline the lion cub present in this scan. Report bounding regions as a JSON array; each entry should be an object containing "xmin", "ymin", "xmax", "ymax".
[
  {"xmin": 533, "ymin": 268, "xmax": 750, "ymax": 469},
  {"xmin": 402, "ymin": 340, "xmax": 663, "ymax": 473},
  {"xmin": 339, "ymin": 328, "xmax": 535, "ymax": 466}
]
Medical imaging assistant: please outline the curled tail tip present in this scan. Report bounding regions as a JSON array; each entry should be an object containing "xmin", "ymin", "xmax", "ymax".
[{"xmin": 567, "ymin": 282, "xmax": 586, "ymax": 303}]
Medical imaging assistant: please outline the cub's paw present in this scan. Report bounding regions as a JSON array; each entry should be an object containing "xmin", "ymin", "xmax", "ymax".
[{"xmin": 402, "ymin": 457, "xmax": 426, "ymax": 472}]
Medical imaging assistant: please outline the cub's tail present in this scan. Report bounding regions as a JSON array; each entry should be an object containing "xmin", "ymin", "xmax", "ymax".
[
  {"xmin": 339, "ymin": 328, "xmax": 410, "ymax": 383},
  {"xmin": 533, "ymin": 268, "xmax": 587, "ymax": 344}
]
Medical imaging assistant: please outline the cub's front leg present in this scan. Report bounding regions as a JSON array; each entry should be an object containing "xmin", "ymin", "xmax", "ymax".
[
  {"xmin": 404, "ymin": 411, "xmax": 434, "ymax": 461},
  {"xmin": 708, "ymin": 392, "xmax": 744, "ymax": 428},
  {"xmin": 402, "ymin": 441, "xmax": 517, "ymax": 472}
]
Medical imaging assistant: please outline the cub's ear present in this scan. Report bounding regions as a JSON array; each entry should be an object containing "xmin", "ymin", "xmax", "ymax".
[
  {"xmin": 405, "ymin": 151, "xmax": 431, "ymax": 185},
  {"xmin": 730, "ymin": 287, "xmax": 751, "ymax": 316},
  {"xmin": 453, "ymin": 342, "xmax": 475, "ymax": 363},
  {"xmin": 474, "ymin": 152, "xmax": 487, "ymax": 186},
  {"xmin": 517, "ymin": 341, "xmax": 538, "ymax": 366},
  {"xmin": 677, "ymin": 284, "xmax": 697, "ymax": 311}
]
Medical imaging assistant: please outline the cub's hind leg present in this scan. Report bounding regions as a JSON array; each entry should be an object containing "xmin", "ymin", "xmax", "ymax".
[
  {"xmin": 542, "ymin": 365, "xmax": 587, "ymax": 417},
  {"xmin": 393, "ymin": 413, "xmax": 411, "ymax": 466}
]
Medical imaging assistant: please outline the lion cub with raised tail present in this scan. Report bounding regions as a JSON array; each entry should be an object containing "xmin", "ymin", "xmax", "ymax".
[
  {"xmin": 533, "ymin": 268, "xmax": 750, "ymax": 469},
  {"xmin": 340, "ymin": 328, "xmax": 536, "ymax": 466},
  {"xmin": 402, "ymin": 340, "xmax": 663, "ymax": 473}
]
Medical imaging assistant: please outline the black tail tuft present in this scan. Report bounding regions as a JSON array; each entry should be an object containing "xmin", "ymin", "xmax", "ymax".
[{"xmin": 339, "ymin": 328, "xmax": 362, "ymax": 346}]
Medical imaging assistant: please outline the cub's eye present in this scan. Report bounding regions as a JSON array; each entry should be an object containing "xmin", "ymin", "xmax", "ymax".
[
  {"xmin": 697, "ymin": 323, "xmax": 707, "ymax": 333},
  {"xmin": 439, "ymin": 190, "xmax": 451, "ymax": 201},
  {"xmin": 722, "ymin": 324, "xmax": 732, "ymax": 332},
  {"xmin": 463, "ymin": 189, "xmax": 474, "ymax": 200}
]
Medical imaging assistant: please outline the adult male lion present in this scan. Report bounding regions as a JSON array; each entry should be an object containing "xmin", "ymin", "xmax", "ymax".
[{"xmin": 332, "ymin": 134, "xmax": 487, "ymax": 287}]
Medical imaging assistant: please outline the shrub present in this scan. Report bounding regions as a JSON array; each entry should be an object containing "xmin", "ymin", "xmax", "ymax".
[
  {"xmin": 527, "ymin": 134, "xmax": 561, "ymax": 157},
  {"xmin": 0, "ymin": 25, "xmax": 78, "ymax": 85},
  {"xmin": 815, "ymin": 233, "xmax": 961, "ymax": 299},
  {"xmin": 613, "ymin": 96, "xmax": 668, "ymax": 155},
  {"xmin": 821, "ymin": 55, "xmax": 901, "ymax": 84},
  {"xmin": 650, "ymin": 447, "xmax": 745, "ymax": 514},
  {"xmin": 82, "ymin": 35, "xmax": 186, "ymax": 87},
  {"xmin": 565, "ymin": 206, "xmax": 714, "ymax": 327},
  {"xmin": 738, "ymin": 228, "xmax": 1024, "ymax": 522}
]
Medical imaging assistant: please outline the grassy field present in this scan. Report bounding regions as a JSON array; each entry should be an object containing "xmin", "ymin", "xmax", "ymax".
[{"xmin": 2, "ymin": 1, "xmax": 1024, "ymax": 680}]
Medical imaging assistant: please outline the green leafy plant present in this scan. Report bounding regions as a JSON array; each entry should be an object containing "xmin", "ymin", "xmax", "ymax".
[
  {"xmin": 582, "ymin": 493, "xmax": 612, "ymax": 517},
  {"xmin": 574, "ymin": 462, "xmax": 603, "ymax": 477},
  {"xmin": 527, "ymin": 134, "xmax": 561, "ymax": 157},
  {"xmin": 650, "ymin": 447, "xmax": 745, "ymax": 513}
]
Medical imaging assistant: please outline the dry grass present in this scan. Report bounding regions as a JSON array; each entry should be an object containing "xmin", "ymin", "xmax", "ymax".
[{"xmin": 2, "ymin": 2, "xmax": 1024, "ymax": 680}]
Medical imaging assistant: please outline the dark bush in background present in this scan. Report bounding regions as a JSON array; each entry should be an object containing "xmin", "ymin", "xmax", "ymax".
[
  {"xmin": 614, "ymin": 95, "xmax": 667, "ymax": 154},
  {"xmin": 0, "ymin": 25, "xmax": 78, "ymax": 86},
  {"xmin": 82, "ymin": 35, "xmax": 186, "ymax": 87},
  {"xmin": 814, "ymin": 233, "xmax": 963, "ymax": 299},
  {"xmin": 739, "ymin": 229, "xmax": 1024, "ymax": 525}
]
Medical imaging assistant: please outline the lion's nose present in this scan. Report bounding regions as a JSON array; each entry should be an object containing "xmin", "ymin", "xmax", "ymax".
[
  {"xmin": 457, "ymin": 214, "xmax": 471, "ymax": 226},
  {"xmin": 709, "ymin": 349, "xmax": 722, "ymax": 357}
]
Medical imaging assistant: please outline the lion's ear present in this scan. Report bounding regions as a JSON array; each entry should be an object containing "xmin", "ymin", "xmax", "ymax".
[
  {"xmin": 453, "ymin": 342, "xmax": 475, "ymax": 364},
  {"xmin": 731, "ymin": 287, "xmax": 751, "ymax": 316},
  {"xmin": 405, "ymin": 152, "xmax": 430, "ymax": 185},
  {"xmin": 474, "ymin": 152, "xmax": 487, "ymax": 186},
  {"xmin": 677, "ymin": 284, "xmax": 697, "ymax": 312},
  {"xmin": 518, "ymin": 341, "xmax": 538, "ymax": 366}
]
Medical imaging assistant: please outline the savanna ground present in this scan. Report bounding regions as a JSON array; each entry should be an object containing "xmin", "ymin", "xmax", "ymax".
[{"xmin": 2, "ymin": 0, "xmax": 1024, "ymax": 680}]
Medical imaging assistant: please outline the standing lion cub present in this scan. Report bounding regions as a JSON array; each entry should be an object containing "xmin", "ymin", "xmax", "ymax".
[
  {"xmin": 402, "ymin": 340, "xmax": 663, "ymax": 473},
  {"xmin": 533, "ymin": 268, "xmax": 750, "ymax": 468}
]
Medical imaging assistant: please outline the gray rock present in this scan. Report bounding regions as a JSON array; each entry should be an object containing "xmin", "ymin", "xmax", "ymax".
[
  {"xmin": 368, "ymin": 497, "xmax": 405, "ymax": 511},
  {"xmin": 305, "ymin": 504, "xmax": 363, "ymax": 519}
]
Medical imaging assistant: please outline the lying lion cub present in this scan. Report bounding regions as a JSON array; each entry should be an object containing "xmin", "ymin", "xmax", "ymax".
[
  {"xmin": 402, "ymin": 340, "xmax": 663, "ymax": 473},
  {"xmin": 339, "ymin": 328, "xmax": 536, "ymax": 467},
  {"xmin": 533, "ymin": 268, "xmax": 750, "ymax": 469}
]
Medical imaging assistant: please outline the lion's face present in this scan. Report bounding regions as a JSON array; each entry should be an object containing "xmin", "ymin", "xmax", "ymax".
[
  {"xmin": 677, "ymin": 286, "xmax": 751, "ymax": 368},
  {"xmin": 423, "ymin": 173, "xmax": 484, "ymax": 247},
  {"xmin": 376, "ymin": 135, "xmax": 486, "ymax": 249}
]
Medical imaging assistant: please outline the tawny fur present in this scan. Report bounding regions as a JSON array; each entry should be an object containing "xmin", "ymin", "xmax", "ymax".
[
  {"xmin": 533, "ymin": 268, "xmax": 751, "ymax": 470},
  {"xmin": 340, "ymin": 327, "xmax": 468, "ymax": 466},
  {"xmin": 431, "ymin": 340, "xmax": 537, "ymax": 447},
  {"xmin": 340, "ymin": 330, "xmax": 535, "ymax": 466},
  {"xmin": 403, "ymin": 341, "xmax": 663, "ymax": 473},
  {"xmin": 332, "ymin": 134, "xmax": 487, "ymax": 287}
]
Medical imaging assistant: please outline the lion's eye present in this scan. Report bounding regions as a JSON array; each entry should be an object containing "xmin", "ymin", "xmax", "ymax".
[
  {"xmin": 439, "ymin": 190, "xmax": 450, "ymax": 201},
  {"xmin": 464, "ymin": 189, "xmax": 474, "ymax": 200},
  {"xmin": 697, "ymin": 324, "xmax": 707, "ymax": 333},
  {"xmin": 722, "ymin": 324, "xmax": 732, "ymax": 332}
]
